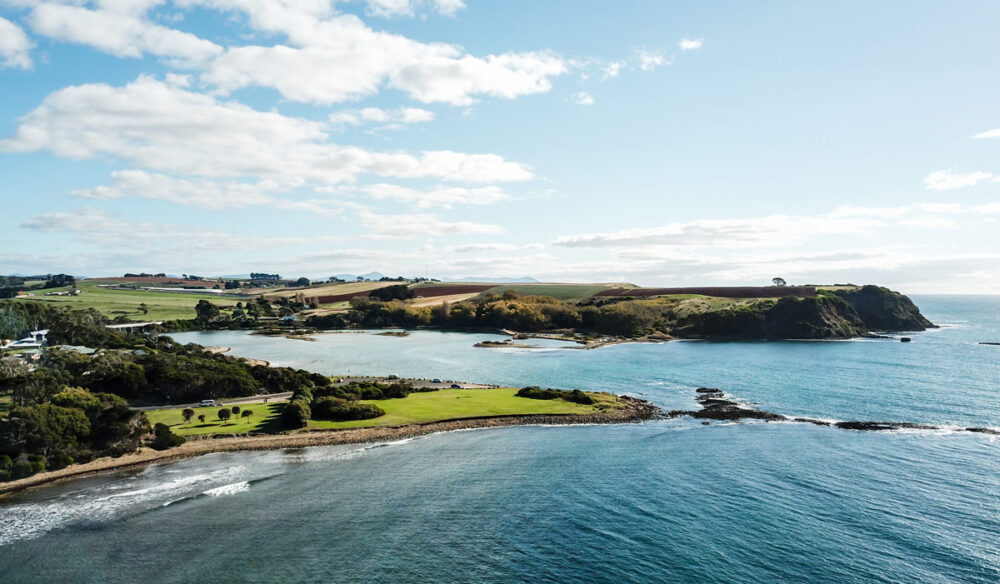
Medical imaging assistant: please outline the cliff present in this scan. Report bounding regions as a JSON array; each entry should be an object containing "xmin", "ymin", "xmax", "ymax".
[{"xmin": 674, "ymin": 286, "xmax": 933, "ymax": 340}]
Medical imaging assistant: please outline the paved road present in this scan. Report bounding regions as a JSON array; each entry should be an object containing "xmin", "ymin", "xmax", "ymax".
[{"xmin": 133, "ymin": 391, "xmax": 293, "ymax": 411}]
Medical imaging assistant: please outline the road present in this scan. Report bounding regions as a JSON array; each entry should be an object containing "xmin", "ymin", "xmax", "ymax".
[{"xmin": 133, "ymin": 391, "xmax": 293, "ymax": 411}]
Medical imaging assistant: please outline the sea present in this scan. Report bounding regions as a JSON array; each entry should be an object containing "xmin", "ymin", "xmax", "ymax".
[{"xmin": 0, "ymin": 294, "xmax": 998, "ymax": 583}]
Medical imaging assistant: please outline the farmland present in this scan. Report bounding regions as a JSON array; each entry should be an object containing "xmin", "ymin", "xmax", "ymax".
[
  {"xmin": 12, "ymin": 280, "xmax": 240, "ymax": 321},
  {"xmin": 483, "ymin": 283, "xmax": 620, "ymax": 300}
]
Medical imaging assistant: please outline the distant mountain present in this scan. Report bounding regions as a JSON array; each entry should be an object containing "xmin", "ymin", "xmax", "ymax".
[{"xmin": 442, "ymin": 276, "xmax": 539, "ymax": 283}]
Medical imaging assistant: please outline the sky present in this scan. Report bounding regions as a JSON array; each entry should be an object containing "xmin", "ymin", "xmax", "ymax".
[{"xmin": 1, "ymin": 0, "xmax": 999, "ymax": 293}]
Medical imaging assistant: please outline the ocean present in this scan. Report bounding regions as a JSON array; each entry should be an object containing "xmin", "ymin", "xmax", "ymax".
[{"xmin": 1, "ymin": 295, "xmax": 998, "ymax": 583}]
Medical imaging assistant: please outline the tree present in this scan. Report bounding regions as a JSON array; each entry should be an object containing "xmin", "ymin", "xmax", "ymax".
[
  {"xmin": 197, "ymin": 414, "xmax": 206, "ymax": 423},
  {"xmin": 195, "ymin": 299, "xmax": 220, "ymax": 322},
  {"xmin": 295, "ymin": 277, "xmax": 311, "ymax": 287},
  {"xmin": 241, "ymin": 409, "xmax": 252, "ymax": 420},
  {"xmin": 150, "ymin": 423, "xmax": 185, "ymax": 450},
  {"xmin": 772, "ymin": 277, "xmax": 787, "ymax": 287},
  {"xmin": 231, "ymin": 405, "xmax": 241, "ymax": 415},
  {"xmin": 182, "ymin": 408, "xmax": 195, "ymax": 424},
  {"xmin": 138, "ymin": 303, "xmax": 149, "ymax": 316},
  {"xmin": 218, "ymin": 408, "xmax": 232, "ymax": 422}
]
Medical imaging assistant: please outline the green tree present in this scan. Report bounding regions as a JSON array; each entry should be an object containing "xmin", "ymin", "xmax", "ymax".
[
  {"xmin": 295, "ymin": 277, "xmax": 311, "ymax": 287},
  {"xmin": 218, "ymin": 408, "xmax": 232, "ymax": 422},
  {"xmin": 241, "ymin": 409, "xmax": 252, "ymax": 421},
  {"xmin": 195, "ymin": 300, "xmax": 220, "ymax": 322},
  {"xmin": 150, "ymin": 423, "xmax": 185, "ymax": 450},
  {"xmin": 182, "ymin": 408, "xmax": 195, "ymax": 424},
  {"xmin": 231, "ymin": 405, "xmax": 241, "ymax": 415},
  {"xmin": 197, "ymin": 414, "xmax": 206, "ymax": 423},
  {"xmin": 138, "ymin": 303, "xmax": 149, "ymax": 316}
]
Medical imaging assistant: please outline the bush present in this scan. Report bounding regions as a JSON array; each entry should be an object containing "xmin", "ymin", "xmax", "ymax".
[
  {"xmin": 49, "ymin": 453, "xmax": 74, "ymax": 470},
  {"xmin": 516, "ymin": 386, "xmax": 594, "ymax": 405},
  {"xmin": 12, "ymin": 461, "xmax": 35, "ymax": 479},
  {"xmin": 150, "ymin": 423, "xmax": 186, "ymax": 450},
  {"xmin": 281, "ymin": 399, "xmax": 311, "ymax": 429},
  {"xmin": 312, "ymin": 397, "xmax": 385, "ymax": 421}
]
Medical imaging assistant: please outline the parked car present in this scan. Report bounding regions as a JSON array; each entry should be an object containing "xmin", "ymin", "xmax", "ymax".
[
  {"xmin": 199, "ymin": 399, "xmax": 216, "ymax": 407},
  {"xmin": 432, "ymin": 378, "xmax": 442, "ymax": 383},
  {"xmin": 450, "ymin": 384, "xmax": 461, "ymax": 389}
]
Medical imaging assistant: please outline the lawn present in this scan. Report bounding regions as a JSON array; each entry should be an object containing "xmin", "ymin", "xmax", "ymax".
[
  {"xmin": 13, "ymin": 281, "xmax": 240, "ymax": 321},
  {"xmin": 307, "ymin": 388, "xmax": 619, "ymax": 430},
  {"xmin": 145, "ymin": 402, "xmax": 285, "ymax": 436},
  {"xmin": 143, "ymin": 389, "xmax": 619, "ymax": 436}
]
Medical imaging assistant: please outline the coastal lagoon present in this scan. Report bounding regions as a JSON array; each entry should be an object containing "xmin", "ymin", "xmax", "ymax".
[{"xmin": 2, "ymin": 295, "xmax": 999, "ymax": 582}]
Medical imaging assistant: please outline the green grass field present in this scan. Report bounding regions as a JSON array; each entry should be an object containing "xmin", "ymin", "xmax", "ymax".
[
  {"xmin": 484, "ymin": 284, "xmax": 616, "ymax": 301},
  {"xmin": 146, "ymin": 402, "xmax": 285, "ymax": 436},
  {"xmin": 308, "ymin": 388, "xmax": 617, "ymax": 430},
  {"xmin": 144, "ymin": 389, "xmax": 617, "ymax": 436},
  {"xmin": 13, "ymin": 281, "xmax": 241, "ymax": 321}
]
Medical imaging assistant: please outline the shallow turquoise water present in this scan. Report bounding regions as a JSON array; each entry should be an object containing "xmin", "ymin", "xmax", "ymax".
[{"xmin": 1, "ymin": 295, "xmax": 998, "ymax": 583}]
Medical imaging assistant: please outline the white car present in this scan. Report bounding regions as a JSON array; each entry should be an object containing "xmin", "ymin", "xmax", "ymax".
[{"xmin": 199, "ymin": 399, "xmax": 216, "ymax": 407}]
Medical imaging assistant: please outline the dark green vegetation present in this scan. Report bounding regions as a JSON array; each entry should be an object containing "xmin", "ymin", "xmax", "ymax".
[
  {"xmin": 280, "ymin": 380, "xmax": 439, "ymax": 428},
  {"xmin": 0, "ymin": 274, "xmax": 76, "ymax": 299},
  {"xmin": 321, "ymin": 285, "xmax": 932, "ymax": 340},
  {"xmin": 0, "ymin": 388, "xmax": 150, "ymax": 481},
  {"xmin": 516, "ymin": 386, "xmax": 595, "ymax": 405}
]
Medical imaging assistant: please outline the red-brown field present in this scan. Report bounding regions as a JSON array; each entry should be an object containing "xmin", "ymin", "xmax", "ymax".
[{"xmin": 595, "ymin": 286, "xmax": 817, "ymax": 299}]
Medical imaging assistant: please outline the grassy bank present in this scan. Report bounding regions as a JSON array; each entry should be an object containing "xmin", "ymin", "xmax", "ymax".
[
  {"xmin": 146, "ymin": 402, "xmax": 285, "ymax": 436},
  {"xmin": 145, "ymin": 389, "xmax": 618, "ymax": 436}
]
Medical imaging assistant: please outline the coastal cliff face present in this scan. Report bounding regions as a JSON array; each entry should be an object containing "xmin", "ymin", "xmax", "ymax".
[
  {"xmin": 832, "ymin": 285, "xmax": 934, "ymax": 332},
  {"xmin": 674, "ymin": 286, "xmax": 933, "ymax": 340}
]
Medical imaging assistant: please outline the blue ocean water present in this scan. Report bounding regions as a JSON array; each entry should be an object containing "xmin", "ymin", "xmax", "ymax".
[{"xmin": 1, "ymin": 295, "xmax": 998, "ymax": 583}]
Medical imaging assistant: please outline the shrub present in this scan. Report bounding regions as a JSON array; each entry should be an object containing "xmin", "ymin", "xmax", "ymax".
[
  {"xmin": 150, "ymin": 423, "xmax": 186, "ymax": 451},
  {"xmin": 516, "ymin": 386, "xmax": 594, "ymax": 405},
  {"xmin": 12, "ymin": 461, "xmax": 35, "ymax": 479},
  {"xmin": 312, "ymin": 397, "xmax": 385, "ymax": 421},
  {"xmin": 281, "ymin": 399, "xmax": 311, "ymax": 429}
]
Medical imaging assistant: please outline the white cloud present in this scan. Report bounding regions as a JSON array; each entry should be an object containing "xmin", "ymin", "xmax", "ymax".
[
  {"xmin": 573, "ymin": 92, "xmax": 595, "ymax": 105},
  {"xmin": 27, "ymin": 2, "xmax": 222, "ymax": 66},
  {"xmin": 354, "ymin": 206, "xmax": 503, "ymax": 237},
  {"xmin": 973, "ymin": 128, "xmax": 1000, "ymax": 139},
  {"xmin": 601, "ymin": 61, "xmax": 624, "ymax": 79},
  {"xmin": 0, "ymin": 16, "xmax": 34, "ymax": 69},
  {"xmin": 636, "ymin": 49, "xmax": 669, "ymax": 71},
  {"xmin": 358, "ymin": 183, "xmax": 512, "ymax": 209},
  {"xmin": 70, "ymin": 170, "xmax": 283, "ymax": 210},
  {"xmin": 329, "ymin": 106, "xmax": 435, "ymax": 128},
  {"xmin": 0, "ymin": 76, "xmax": 534, "ymax": 184},
  {"xmin": 679, "ymin": 38, "xmax": 703, "ymax": 51},
  {"xmin": 551, "ymin": 202, "xmax": 999, "ymax": 249},
  {"xmin": 174, "ymin": 2, "xmax": 567, "ymax": 106},
  {"xmin": 923, "ymin": 170, "xmax": 993, "ymax": 190},
  {"xmin": 363, "ymin": 0, "xmax": 465, "ymax": 18}
]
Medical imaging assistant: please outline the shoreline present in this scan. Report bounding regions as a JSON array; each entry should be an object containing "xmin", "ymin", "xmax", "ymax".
[{"xmin": 0, "ymin": 396, "xmax": 659, "ymax": 498}]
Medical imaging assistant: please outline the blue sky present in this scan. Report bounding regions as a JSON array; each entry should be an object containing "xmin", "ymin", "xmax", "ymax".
[{"xmin": 1, "ymin": 0, "xmax": 999, "ymax": 292}]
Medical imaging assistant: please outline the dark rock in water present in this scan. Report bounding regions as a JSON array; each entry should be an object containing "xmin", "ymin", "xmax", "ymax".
[
  {"xmin": 900, "ymin": 337, "xmax": 911, "ymax": 343},
  {"xmin": 689, "ymin": 390, "xmax": 786, "ymax": 421},
  {"xmin": 980, "ymin": 342, "xmax": 1000, "ymax": 346},
  {"xmin": 835, "ymin": 420, "xmax": 936, "ymax": 432},
  {"xmin": 695, "ymin": 387, "xmax": 723, "ymax": 394},
  {"xmin": 965, "ymin": 427, "xmax": 1000, "ymax": 435},
  {"xmin": 794, "ymin": 417, "xmax": 831, "ymax": 426}
]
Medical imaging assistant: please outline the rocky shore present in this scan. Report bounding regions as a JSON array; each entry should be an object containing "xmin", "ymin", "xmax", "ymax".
[
  {"xmin": 0, "ymin": 395, "xmax": 660, "ymax": 497},
  {"xmin": 669, "ymin": 388, "xmax": 1000, "ymax": 435}
]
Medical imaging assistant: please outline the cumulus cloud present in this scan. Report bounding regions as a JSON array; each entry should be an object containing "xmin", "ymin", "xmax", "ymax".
[
  {"xmin": 636, "ymin": 49, "xmax": 669, "ymax": 71},
  {"xmin": 353, "ymin": 206, "xmax": 503, "ymax": 237},
  {"xmin": 573, "ymin": 92, "xmax": 595, "ymax": 105},
  {"xmin": 0, "ymin": 16, "xmax": 34, "ymax": 69},
  {"xmin": 356, "ymin": 183, "xmax": 512, "ymax": 209},
  {"xmin": 364, "ymin": 0, "xmax": 465, "ymax": 18},
  {"xmin": 27, "ymin": 2, "xmax": 222, "ymax": 65},
  {"xmin": 0, "ymin": 76, "xmax": 534, "ymax": 184},
  {"xmin": 70, "ymin": 170, "xmax": 283, "ymax": 210},
  {"xmin": 923, "ymin": 170, "xmax": 993, "ymax": 190},
  {"xmin": 329, "ymin": 106, "xmax": 435, "ymax": 128},
  {"xmin": 679, "ymin": 38, "xmax": 703, "ymax": 51},
  {"xmin": 172, "ymin": 2, "xmax": 567, "ymax": 105}
]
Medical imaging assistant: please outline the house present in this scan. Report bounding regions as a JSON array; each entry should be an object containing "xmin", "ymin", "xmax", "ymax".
[{"xmin": 8, "ymin": 329, "xmax": 49, "ymax": 349}]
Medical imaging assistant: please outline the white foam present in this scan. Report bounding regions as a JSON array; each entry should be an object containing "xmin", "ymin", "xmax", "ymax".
[{"xmin": 203, "ymin": 481, "xmax": 249, "ymax": 497}]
